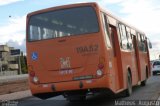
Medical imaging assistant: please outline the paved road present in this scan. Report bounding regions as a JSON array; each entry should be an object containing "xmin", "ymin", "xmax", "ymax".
[{"xmin": 18, "ymin": 75, "xmax": 160, "ymax": 106}]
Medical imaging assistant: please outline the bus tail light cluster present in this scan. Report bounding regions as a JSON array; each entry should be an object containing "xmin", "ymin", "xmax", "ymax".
[
  {"xmin": 28, "ymin": 65, "xmax": 39, "ymax": 84},
  {"xmin": 29, "ymin": 71, "xmax": 39, "ymax": 84},
  {"xmin": 96, "ymin": 57, "xmax": 105, "ymax": 77},
  {"xmin": 29, "ymin": 71, "xmax": 35, "ymax": 77},
  {"xmin": 98, "ymin": 64, "xmax": 104, "ymax": 69},
  {"xmin": 96, "ymin": 69, "xmax": 103, "ymax": 76},
  {"xmin": 33, "ymin": 76, "xmax": 39, "ymax": 83}
]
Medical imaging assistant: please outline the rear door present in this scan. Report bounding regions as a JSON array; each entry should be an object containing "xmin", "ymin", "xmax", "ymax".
[
  {"xmin": 133, "ymin": 35, "xmax": 141, "ymax": 81},
  {"xmin": 109, "ymin": 25, "xmax": 124, "ymax": 90},
  {"xmin": 102, "ymin": 13, "xmax": 124, "ymax": 91}
]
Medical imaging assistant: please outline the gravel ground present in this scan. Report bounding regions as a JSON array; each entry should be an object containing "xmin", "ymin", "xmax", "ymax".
[{"xmin": 0, "ymin": 79, "xmax": 29, "ymax": 95}]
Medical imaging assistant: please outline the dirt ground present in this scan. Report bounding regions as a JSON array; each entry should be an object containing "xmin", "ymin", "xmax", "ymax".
[{"xmin": 0, "ymin": 79, "xmax": 29, "ymax": 95}]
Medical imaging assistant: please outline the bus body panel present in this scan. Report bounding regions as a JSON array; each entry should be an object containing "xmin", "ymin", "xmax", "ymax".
[
  {"xmin": 121, "ymin": 51, "xmax": 139, "ymax": 86},
  {"xmin": 29, "ymin": 74, "xmax": 110, "ymax": 95},
  {"xmin": 27, "ymin": 33, "xmax": 104, "ymax": 83}
]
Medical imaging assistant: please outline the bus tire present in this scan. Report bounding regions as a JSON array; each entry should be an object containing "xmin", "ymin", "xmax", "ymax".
[
  {"xmin": 141, "ymin": 80, "xmax": 146, "ymax": 86},
  {"xmin": 125, "ymin": 72, "xmax": 132, "ymax": 97},
  {"xmin": 141, "ymin": 68, "xmax": 148, "ymax": 86}
]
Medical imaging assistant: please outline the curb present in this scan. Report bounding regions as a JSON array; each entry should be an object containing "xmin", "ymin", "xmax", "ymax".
[{"xmin": 0, "ymin": 74, "xmax": 28, "ymax": 84}]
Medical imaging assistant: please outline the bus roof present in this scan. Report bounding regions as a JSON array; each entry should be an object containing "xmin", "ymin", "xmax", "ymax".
[
  {"xmin": 27, "ymin": 2, "xmax": 98, "ymax": 17},
  {"xmin": 27, "ymin": 2, "xmax": 145, "ymax": 36}
]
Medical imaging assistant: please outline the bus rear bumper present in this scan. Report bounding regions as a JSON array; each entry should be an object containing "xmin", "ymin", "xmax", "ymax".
[{"xmin": 30, "ymin": 74, "xmax": 112, "ymax": 99}]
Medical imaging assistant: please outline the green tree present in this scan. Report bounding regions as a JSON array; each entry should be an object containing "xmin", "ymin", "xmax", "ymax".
[{"xmin": 20, "ymin": 52, "xmax": 28, "ymax": 74}]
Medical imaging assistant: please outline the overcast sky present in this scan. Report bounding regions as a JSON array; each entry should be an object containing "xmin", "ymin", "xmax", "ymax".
[{"xmin": 0, "ymin": 0, "xmax": 160, "ymax": 60}]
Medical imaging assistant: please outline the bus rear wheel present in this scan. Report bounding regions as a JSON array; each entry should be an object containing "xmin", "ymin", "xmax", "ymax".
[
  {"xmin": 141, "ymin": 68, "xmax": 148, "ymax": 86},
  {"xmin": 141, "ymin": 80, "xmax": 146, "ymax": 86},
  {"xmin": 125, "ymin": 72, "xmax": 132, "ymax": 97}
]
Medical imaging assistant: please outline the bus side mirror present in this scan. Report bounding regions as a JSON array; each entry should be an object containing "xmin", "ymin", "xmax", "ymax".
[
  {"xmin": 149, "ymin": 41, "xmax": 152, "ymax": 49},
  {"xmin": 147, "ymin": 38, "xmax": 152, "ymax": 49}
]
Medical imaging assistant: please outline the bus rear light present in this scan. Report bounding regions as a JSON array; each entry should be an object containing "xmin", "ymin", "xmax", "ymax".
[
  {"xmin": 29, "ymin": 71, "xmax": 35, "ymax": 77},
  {"xmin": 98, "ymin": 64, "xmax": 104, "ymax": 69},
  {"xmin": 33, "ymin": 76, "xmax": 39, "ymax": 84},
  {"xmin": 96, "ymin": 69, "xmax": 103, "ymax": 76},
  {"xmin": 98, "ymin": 56, "xmax": 105, "ymax": 69}
]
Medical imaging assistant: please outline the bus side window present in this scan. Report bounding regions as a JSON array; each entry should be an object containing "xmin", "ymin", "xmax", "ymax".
[
  {"xmin": 137, "ymin": 33, "xmax": 146, "ymax": 52},
  {"xmin": 126, "ymin": 27, "xmax": 133, "ymax": 50},
  {"xmin": 118, "ymin": 24, "xmax": 128, "ymax": 50},
  {"xmin": 141, "ymin": 34, "xmax": 147, "ymax": 52},
  {"xmin": 131, "ymin": 34, "xmax": 135, "ymax": 49},
  {"xmin": 110, "ymin": 27, "xmax": 116, "ymax": 56},
  {"xmin": 137, "ymin": 33, "xmax": 141, "ymax": 51},
  {"xmin": 102, "ymin": 13, "xmax": 111, "ymax": 48}
]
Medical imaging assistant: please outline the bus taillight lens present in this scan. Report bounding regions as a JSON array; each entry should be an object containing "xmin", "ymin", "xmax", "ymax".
[
  {"xmin": 99, "ymin": 56, "xmax": 105, "ymax": 69},
  {"xmin": 29, "ymin": 71, "xmax": 39, "ymax": 84},
  {"xmin": 29, "ymin": 71, "xmax": 35, "ymax": 77},
  {"xmin": 96, "ymin": 69, "xmax": 103, "ymax": 76},
  {"xmin": 98, "ymin": 64, "xmax": 104, "ymax": 69},
  {"xmin": 96, "ymin": 56, "xmax": 105, "ymax": 77},
  {"xmin": 33, "ymin": 76, "xmax": 39, "ymax": 84}
]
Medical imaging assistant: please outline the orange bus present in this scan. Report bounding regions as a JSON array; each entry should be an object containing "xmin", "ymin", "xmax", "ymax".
[{"xmin": 26, "ymin": 2, "xmax": 152, "ymax": 101}]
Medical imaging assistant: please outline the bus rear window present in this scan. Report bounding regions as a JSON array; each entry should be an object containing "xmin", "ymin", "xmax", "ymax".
[{"xmin": 28, "ymin": 6, "xmax": 99, "ymax": 41}]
